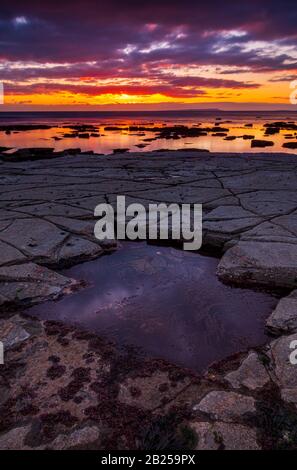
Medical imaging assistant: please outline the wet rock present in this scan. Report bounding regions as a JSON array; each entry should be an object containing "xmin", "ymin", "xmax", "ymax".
[
  {"xmin": 65, "ymin": 125, "xmax": 98, "ymax": 132},
  {"xmin": 193, "ymin": 390, "xmax": 255, "ymax": 422},
  {"xmin": 283, "ymin": 142, "xmax": 297, "ymax": 149},
  {"xmin": 264, "ymin": 122, "xmax": 297, "ymax": 131},
  {"xmin": 264, "ymin": 127, "xmax": 280, "ymax": 136},
  {"xmin": 266, "ymin": 292, "xmax": 297, "ymax": 334},
  {"xmin": 62, "ymin": 133, "xmax": 76, "ymax": 138},
  {"xmin": 113, "ymin": 148, "xmax": 129, "ymax": 154},
  {"xmin": 58, "ymin": 235, "xmax": 103, "ymax": 265},
  {"xmin": 191, "ymin": 421, "xmax": 259, "ymax": 450},
  {"xmin": 225, "ymin": 352, "xmax": 270, "ymax": 390},
  {"xmin": 175, "ymin": 148, "xmax": 209, "ymax": 152},
  {"xmin": 60, "ymin": 148, "xmax": 82, "ymax": 155},
  {"xmin": 218, "ymin": 241, "xmax": 297, "ymax": 289},
  {"xmin": 209, "ymin": 127, "xmax": 229, "ymax": 133},
  {"xmin": 251, "ymin": 140, "xmax": 274, "ymax": 148},
  {"xmin": 2, "ymin": 148, "xmax": 56, "ymax": 162}
]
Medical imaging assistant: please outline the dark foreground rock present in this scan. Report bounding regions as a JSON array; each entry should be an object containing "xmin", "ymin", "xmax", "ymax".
[
  {"xmin": 251, "ymin": 140, "xmax": 274, "ymax": 148},
  {"xmin": 0, "ymin": 148, "xmax": 87, "ymax": 162},
  {"xmin": 283, "ymin": 142, "xmax": 297, "ymax": 149},
  {"xmin": 1, "ymin": 311, "xmax": 297, "ymax": 450}
]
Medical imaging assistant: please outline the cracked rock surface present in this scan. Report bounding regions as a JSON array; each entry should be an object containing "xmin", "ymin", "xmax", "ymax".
[{"xmin": 1, "ymin": 150, "xmax": 297, "ymax": 450}]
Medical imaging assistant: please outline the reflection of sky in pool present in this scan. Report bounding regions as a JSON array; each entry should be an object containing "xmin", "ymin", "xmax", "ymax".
[{"xmin": 26, "ymin": 242, "xmax": 277, "ymax": 372}]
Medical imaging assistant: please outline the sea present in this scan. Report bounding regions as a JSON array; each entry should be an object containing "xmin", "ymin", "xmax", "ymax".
[{"xmin": 0, "ymin": 110, "xmax": 297, "ymax": 154}]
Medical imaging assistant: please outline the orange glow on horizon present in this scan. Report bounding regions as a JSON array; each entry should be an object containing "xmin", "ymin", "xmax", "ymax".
[{"xmin": 4, "ymin": 82, "xmax": 292, "ymax": 107}]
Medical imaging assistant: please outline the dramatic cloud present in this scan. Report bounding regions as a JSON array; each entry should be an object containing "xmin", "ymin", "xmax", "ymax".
[{"xmin": 0, "ymin": 1, "xmax": 296, "ymax": 107}]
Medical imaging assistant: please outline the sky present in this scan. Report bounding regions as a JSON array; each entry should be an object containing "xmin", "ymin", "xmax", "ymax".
[{"xmin": 1, "ymin": 0, "xmax": 297, "ymax": 110}]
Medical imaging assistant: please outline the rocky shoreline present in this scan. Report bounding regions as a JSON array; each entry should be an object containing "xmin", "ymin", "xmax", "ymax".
[
  {"xmin": 0, "ymin": 120, "xmax": 297, "ymax": 160},
  {"xmin": 1, "ymin": 150, "xmax": 297, "ymax": 450}
]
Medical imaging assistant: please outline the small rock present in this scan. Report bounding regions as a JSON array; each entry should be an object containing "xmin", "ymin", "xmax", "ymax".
[
  {"xmin": 283, "ymin": 142, "xmax": 297, "ymax": 149},
  {"xmin": 266, "ymin": 293, "xmax": 297, "ymax": 334},
  {"xmin": 224, "ymin": 136, "xmax": 236, "ymax": 140},
  {"xmin": 0, "ymin": 318, "xmax": 31, "ymax": 349},
  {"xmin": 251, "ymin": 140, "xmax": 274, "ymax": 148},
  {"xmin": 225, "ymin": 352, "xmax": 270, "ymax": 390},
  {"xmin": 77, "ymin": 133, "xmax": 90, "ymax": 139},
  {"xmin": 217, "ymin": 241, "xmax": 297, "ymax": 289},
  {"xmin": 194, "ymin": 390, "xmax": 255, "ymax": 422},
  {"xmin": 113, "ymin": 148, "xmax": 129, "ymax": 154}
]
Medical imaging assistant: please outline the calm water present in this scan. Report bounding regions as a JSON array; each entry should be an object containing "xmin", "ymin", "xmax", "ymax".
[
  {"xmin": 25, "ymin": 242, "xmax": 277, "ymax": 372},
  {"xmin": 1, "ymin": 110, "xmax": 297, "ymax": 154}
]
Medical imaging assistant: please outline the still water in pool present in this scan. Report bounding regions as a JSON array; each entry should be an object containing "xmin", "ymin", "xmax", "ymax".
[{"xmin": 25, "ymin": 242, "xmax": 277, "ymax": 372}]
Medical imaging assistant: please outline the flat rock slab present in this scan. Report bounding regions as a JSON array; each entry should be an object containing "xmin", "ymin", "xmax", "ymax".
[
  {"xmin": 0, "ymin": 263, "xmax": 74, "ymax": 309},
  {"xmin": 193, "ymin": 390, "xmax": 256, "ymax": 422},
  {"xmin": 225, "ymin": 352, "xmax": 270, "ymax": 391},
  {"xmin": 217, "ymin": 241, "xmax": 297, "ymax": 289}
]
